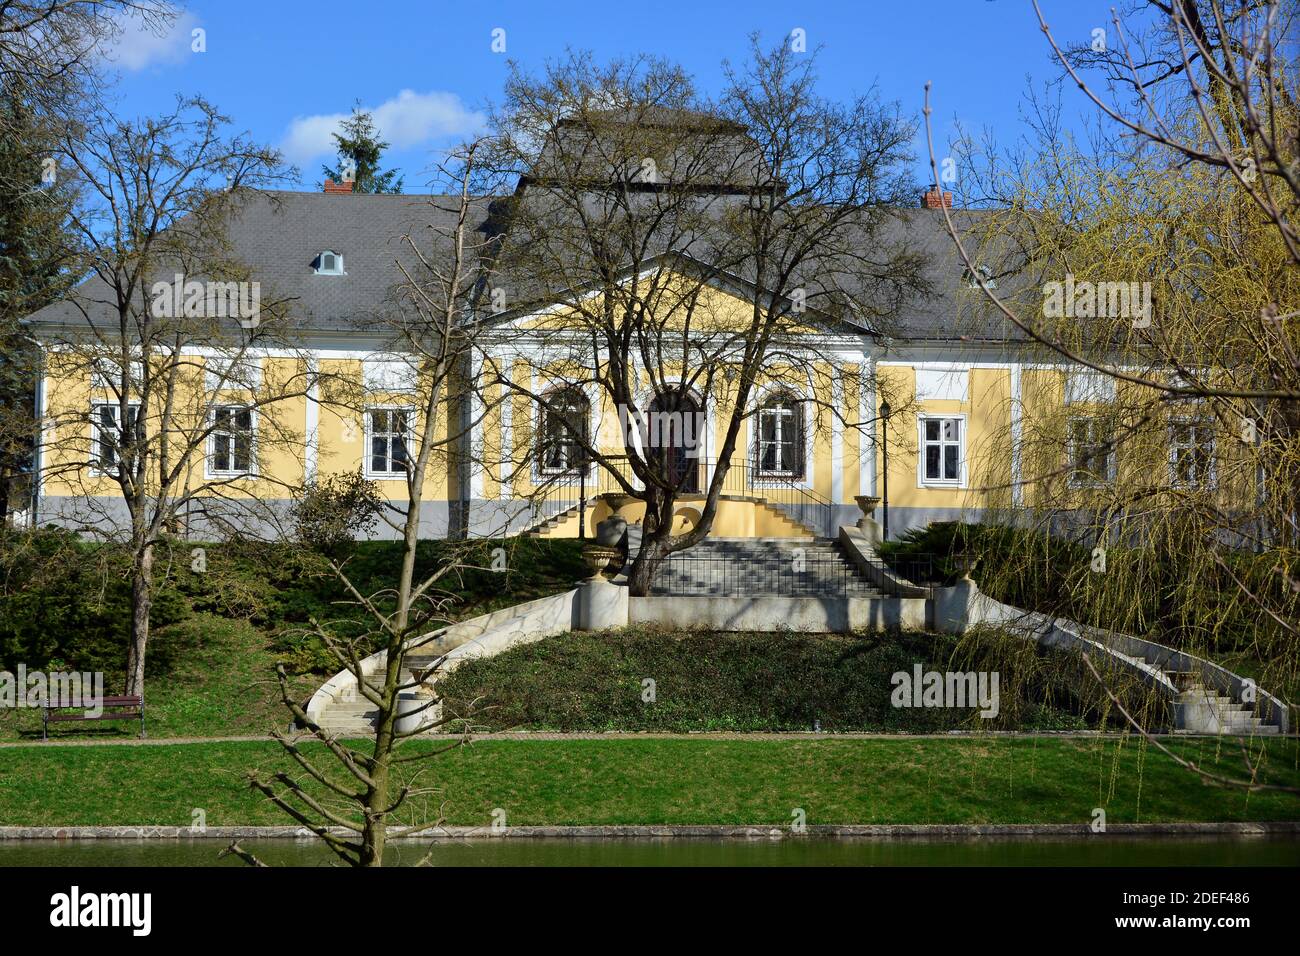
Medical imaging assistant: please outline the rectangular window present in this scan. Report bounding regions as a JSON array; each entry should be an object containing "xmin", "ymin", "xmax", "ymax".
[
  {"xmin": 1169, "ymin": 420, "xmax": 1215, "ymax": 488},
  {"xmin": 210, "ymin": 406, "xmax": 254, "ymax": 475},
  {"xmin": 539, "ymin": 392, "xmax": 589, "ymax": 475},
  {"xmin": 1068, "ymin": 416, "xmax": 1114, "ymax": 487},
  {"xmin": 92, "ymin": 402, "xmax": 140, "ymax": 470},
  {"xmin": 920, "ymin": 416, "xmax": 963, "ymax": 484},
  {"xmin": 756, "ymin": 401, "xmax": 804, "ymax": 478},
  {"xmin": 367, "ymin": 407, "xmax": 410, "ymax": 476}
]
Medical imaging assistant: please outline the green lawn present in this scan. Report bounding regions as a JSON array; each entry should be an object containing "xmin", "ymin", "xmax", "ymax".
[{"xmin": 2, "ymin": 737, "xmax": 1297, "ymax": 827}]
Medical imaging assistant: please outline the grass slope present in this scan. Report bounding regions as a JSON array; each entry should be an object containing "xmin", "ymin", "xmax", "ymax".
[
  {"xmin": 438, "ymin": 628, "xmax": 1093, "ymax": 733},
  {"xmin": 1, "ymin": 737, "xmax": 1297, "ymax": 827},
  {"xmin": 0, "ymin": 536, "xmax": 587, "ymax": 741}
]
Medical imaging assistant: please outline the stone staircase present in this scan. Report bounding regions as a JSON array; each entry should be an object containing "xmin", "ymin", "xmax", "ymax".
[
  {"xmin": 648, "ymin": 536, "xmax": 882, "ymax": 597},
  {"xmin": 525, "ymin": 502, "xmax": 585, "ymax": 537},
  {"xmin": 1053, "ymin": 623, "xmax": 1283, "ymax": 737},
  {"xmin": 1167, "ymin": 669, "xmax": 1280, "ymax": 735},
  {"xmin": 526, "ymin": 495, "xmax": 818, "ymax": 539},
  {"xmin": 313, "ymin": 654, "xmax": 441, "ymax": 738}
]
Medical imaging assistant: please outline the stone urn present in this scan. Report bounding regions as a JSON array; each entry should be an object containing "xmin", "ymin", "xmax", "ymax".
[
  {"xmin": 853, "ymin": 495, "xmax": 882, "ymax": 540},
  {"xmin": 854, "ymin": 495, "xmax": 881, "ymax": 519},
  {"xmin": 603, "ymin": 491, "xmax": 632, "ymax": 515},
  {"xmin": 595, "ymin": 514, "xmax": 628, "ymax": 547},
  {"xmin": 952, "ymin": 553, "xmax": 980, "ymax": 581},
  {"xmin": 394, "ymin": 692, "xmax": 433, "ymax": 735},
  {"xmin": 582, "ymin": 544, "xmax": 619, "ymax": 580}
]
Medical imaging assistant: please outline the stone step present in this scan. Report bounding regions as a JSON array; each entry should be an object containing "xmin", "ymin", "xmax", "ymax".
[
  {"xmin": 328, "ymin": 702, "xmax": 379, "ymax": 718},
  {"xmin": 316, "ymin": 725, "xmax": 376, "ymax": 737}
]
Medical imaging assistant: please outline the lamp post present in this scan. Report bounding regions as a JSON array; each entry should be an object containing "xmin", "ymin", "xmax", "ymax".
[
  {"xmin": 879, "ymin": 400, "xmax": 891, "ymax": 542},
  {"xmin": 578, "ymin": 461, "xmax": 586, "ymax": 540}
]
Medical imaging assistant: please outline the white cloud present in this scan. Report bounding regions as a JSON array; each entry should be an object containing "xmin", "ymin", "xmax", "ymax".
[
  {"xmin": 280, "ymin": 90, "xmax": 485, "ymax": 167},
  {"xmin": 102, "ymin": 10, "xmax": 201, "ymax": 71}
]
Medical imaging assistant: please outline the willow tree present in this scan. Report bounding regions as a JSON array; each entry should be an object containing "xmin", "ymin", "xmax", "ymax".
[
  {"xmin": 474, "ymin": 42, "xmax": 927, "ymax": 594},
  {"xmin": 923, "ymin": 0, "xmax": 1300, "ymax": 733}
]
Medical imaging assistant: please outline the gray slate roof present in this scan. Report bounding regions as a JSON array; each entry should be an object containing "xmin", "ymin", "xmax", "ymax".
[
  {"xmin": 24, "ymin": 190, "xmax": 497, "ymax": 335},
  {"xmin": 25, "ymin": 187, "xmax": 1032, "ymax": 345}
]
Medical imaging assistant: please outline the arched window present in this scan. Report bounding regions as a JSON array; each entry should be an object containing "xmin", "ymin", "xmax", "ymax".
[
  {"xmin": 539, "ymin": 388, "xmax": 590, "ymax": 474},
  {"xmin": 755, "ymin": 391, "xmax": 804, "ymax": 479}
]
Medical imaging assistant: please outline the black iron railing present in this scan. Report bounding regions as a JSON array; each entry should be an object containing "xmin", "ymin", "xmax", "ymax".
[{"xmin": 527, "ymin": 455, "xmax": 839, "ymax": 537}]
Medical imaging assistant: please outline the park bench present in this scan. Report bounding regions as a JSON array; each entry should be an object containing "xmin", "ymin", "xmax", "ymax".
[{"xmin": 42, "ymin": 696, "xmax": 145, "ymax": 741}]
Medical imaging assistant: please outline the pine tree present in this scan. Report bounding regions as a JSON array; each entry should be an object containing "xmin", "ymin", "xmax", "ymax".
[
  {"xmin": 320, "ymin": 105, "xmax": 404, "ymax": 194},
  {"xmin": 0, "ymin": 80, "xmax": 77, "ymax": 522}
]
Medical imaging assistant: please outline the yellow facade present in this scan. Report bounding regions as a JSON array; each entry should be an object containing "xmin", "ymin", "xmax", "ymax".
[{"xmin": 34, "ymin": 268, "xmax": 1225, "ymax": 541}]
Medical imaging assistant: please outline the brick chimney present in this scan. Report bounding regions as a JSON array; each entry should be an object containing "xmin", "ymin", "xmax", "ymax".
[
  {"xmin": 323, "ymin": 176, "xmax": 354, "ymax": 194},
  {"xmin": 921, "ymin": 188, "xmax": 953, "ymax": 209}
]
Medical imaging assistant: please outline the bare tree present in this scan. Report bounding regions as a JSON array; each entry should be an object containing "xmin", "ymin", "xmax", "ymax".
[
  {"xmin": 920, "ymin": 0, "xmax": 1299, "ymax": 757},
  {"xmin": 475, "ymin": 42, "xmax": 927, "ymax": 594},
  {"xmin": 0, "ymin": 2, "xmax": 177, "ymax": 525},
  {"xmin": 29, "ymin": 96, "xmax": 302, "ymax": 697},
  {"xmin": 0, "ymin": 1, "xmax": 176, "ymax": 128},
  {"xmin": 243, "ymin": 144, "xmax": 502, "ymax": 867}
]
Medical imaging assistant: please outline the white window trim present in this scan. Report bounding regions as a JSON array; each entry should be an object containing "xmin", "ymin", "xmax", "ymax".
[
  {"xmin": 916, "ymin": 413, "xmax": 967, "ymax": 488},
  {"xmin": 914, "ymin": 363, "xmax": 970, "ymax": 403},
  {"xmin": 205, "ymin": 405, "xmax": 258, "ymax": 479},
  {"xmin": 204, "ymin": 354, "xmax": 262, "ymax": 392},
  {"xmin": 1168, "ymin": 418, "xmax": 1217, "ymax": 490},
  {"xmin": 752, "ymin": 387, "xmax": 813, "ymax": 487},
  {"xmin": 531, "ymin": 390, "xmax": 594, "ymax": 485},
  {"xmin": 315, "ymin": 250, "xmax": 345, "ymax": 276},
  {"xmin": 91, "ymin": 358, "xmax": 145, "ymax": 392},
  {"xmin": 1065, "ymin": 370, "xmax": 1117, "ymax": 405},
  {"xmin": 90, "ymin": 401, "xmax": 141, "ymax": 476},
  {"xmin": 363, "ymin": 404, "xmax": 415, "ymax": 480},
  {"xmin": 363, "ymin": 354, "xmax": 418, "ymax": 394},
  {"xmin": 1066, "ymin": 415, "xmax": 1116, "ymax": 489}
]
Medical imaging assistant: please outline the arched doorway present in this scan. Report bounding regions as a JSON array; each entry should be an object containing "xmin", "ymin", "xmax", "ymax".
[{"xmin": 649, "ymin": 389, "xmax": 703, "ymax": 493}]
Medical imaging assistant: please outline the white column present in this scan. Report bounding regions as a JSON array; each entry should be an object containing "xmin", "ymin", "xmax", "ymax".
[
  {"xmin": 34, "ymin": 363, "xmax": 49, "ymax": 522},
  {"xmin": 830, "ymin": 362, "xmax": 844, "ymax": 504},
  {"xmin": 499, "ymin": 358, "xmax": 513, "ymax": 501},
  {"xmin": 304, "ymin": 351, "xmax": 319, "ymax": 484},
  {"xmin": 1010, "ymin": 362, "xmax": 1023, "ymax": 507},
  {"xmin": 860, "ymin": 358, "xmax": 877, "ymax": 496},
  {"xmin": 468, "ymin": 352, "xmax": 484, "ymax": 502}
]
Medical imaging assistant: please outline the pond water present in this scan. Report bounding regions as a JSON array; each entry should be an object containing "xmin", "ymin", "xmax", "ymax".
[{"xmin": 2, "ymin": 835, "xmax": 1296, "ymax": 867}]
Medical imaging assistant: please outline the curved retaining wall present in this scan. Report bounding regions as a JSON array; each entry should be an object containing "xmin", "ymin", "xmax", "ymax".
[
  {"xmin": 629, "ymin": 595, "xmax": 928, "ymax": 631},
  {"xmin": 306, "ymin": 589, "xmax": 579, "ymax": 724},
  {"xmin": 933, "ymin": 579, "xmax": 1289, "ymax": 734}
]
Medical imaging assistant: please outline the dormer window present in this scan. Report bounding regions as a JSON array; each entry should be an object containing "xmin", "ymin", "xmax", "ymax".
[
  {"xmin": 315, "ymin": 250, "xmax": 344, "ymax": 275},
  {"xmin": 962, "ymin": 265, "xmax": 996, "ymax": 289}
]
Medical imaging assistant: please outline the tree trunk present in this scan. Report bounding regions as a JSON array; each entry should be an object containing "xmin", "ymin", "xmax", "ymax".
[
  {"xmin": 125, "ymin": 543, "xmax": 153, "ymax": 697},
  {"xmin": 626, "ymin": 530, "xmax": 669, "ymax": 596}
]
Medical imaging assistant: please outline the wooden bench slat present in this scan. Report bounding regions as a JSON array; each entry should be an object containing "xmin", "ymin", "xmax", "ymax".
[
  {"xmin": 47, "ymin": 712, "xmax": 143, "ymax": 722},
  {"xmin": 41, "ymin": 696, "xmax": 145, "ymax": 740}
]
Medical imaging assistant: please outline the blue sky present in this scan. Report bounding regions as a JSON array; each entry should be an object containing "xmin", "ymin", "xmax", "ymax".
[{"xmin": 99, "ymin": 0, "xmax": 1122, "ymax": 194}]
